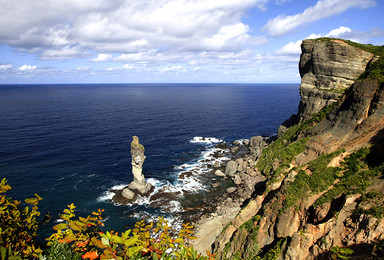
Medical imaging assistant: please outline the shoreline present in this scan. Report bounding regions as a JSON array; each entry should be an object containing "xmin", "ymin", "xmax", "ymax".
[{"xmin": 186, "ymin": 137, "xmax": 268, "ymax": 254}]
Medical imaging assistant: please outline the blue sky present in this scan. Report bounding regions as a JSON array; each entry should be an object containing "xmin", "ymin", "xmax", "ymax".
[{"xmin": 0, "ymin": 0, "xmax": 383, "ymax": 84}]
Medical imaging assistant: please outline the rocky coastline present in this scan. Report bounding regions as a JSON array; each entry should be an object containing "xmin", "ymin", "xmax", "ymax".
[
  {"xmin": 109, "ymin": 38, "xmax": 384, "ymax": 259},
  {"xmin": 190, "ymin": 38, "xmax": 384, "ymax": 259}
]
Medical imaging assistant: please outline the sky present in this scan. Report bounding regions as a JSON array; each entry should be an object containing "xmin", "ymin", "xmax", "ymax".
[{"xmin": 0, "ymin": 0, "xmax": 383, "ymax": 84}]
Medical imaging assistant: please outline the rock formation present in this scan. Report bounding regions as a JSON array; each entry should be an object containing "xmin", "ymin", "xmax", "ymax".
[
  {"xmin": 112, "ymin": 136, "xmax": 153, "ymax": 204},
  {"xmin": 192, "ymin": 38, "xmax": 384, "ymax": 259},
  {"xmin": 127, "ymin": 136, "xmax": 153, "ymax": 195},
  {"xmin": 292, "ymin": 39, "xmax": 375, "ymax": 124}
]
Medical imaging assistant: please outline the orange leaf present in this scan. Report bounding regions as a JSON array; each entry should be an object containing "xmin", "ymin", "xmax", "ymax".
[
  {"xmin": 77, "ymin": 239, "xmax": 89, "ymax": 247},
  {"xmin": 82, "ymin": 251, "xmax": 99, "ymax": 260}
]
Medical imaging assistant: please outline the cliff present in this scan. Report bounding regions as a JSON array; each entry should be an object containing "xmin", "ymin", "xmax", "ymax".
[
  {"xmin": 205, "ymin": 38, "xmax": 384, "ymax": 259},
  {"xmin": 288, "ymin": 38, "xmax": 376, "ymax": 125}
]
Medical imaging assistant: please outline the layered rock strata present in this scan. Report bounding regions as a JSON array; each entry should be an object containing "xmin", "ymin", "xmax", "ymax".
[
  {"xmin": 193, "ymin": 39, "xmax": 384, "ymax": 259},
  {"xmin": 293, "ymin": 39, "xmax": 375, "ymax": 124}
]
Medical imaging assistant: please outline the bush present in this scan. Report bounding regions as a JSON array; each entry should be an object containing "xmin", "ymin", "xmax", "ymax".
[
  {"xmin": 0, "ymin": 178, "xmax": 50, "ymax": 259},
  {"xmin": 1, "ymin": 178, "xmax": 215, "ymax": 260}
]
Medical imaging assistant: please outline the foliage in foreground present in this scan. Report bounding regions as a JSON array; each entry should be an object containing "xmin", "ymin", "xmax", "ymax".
[{"xmin": 0, "ymin": 178, "xmax": 214, "ymax": 260}]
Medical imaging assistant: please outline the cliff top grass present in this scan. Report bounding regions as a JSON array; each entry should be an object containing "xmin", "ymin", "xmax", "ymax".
[{"xmin": 309, "ymin": 37, "xmax": 384, "ymax": 56}]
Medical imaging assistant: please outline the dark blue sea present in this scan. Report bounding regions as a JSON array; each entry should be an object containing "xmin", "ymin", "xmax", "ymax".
[{"xmin": 0, "ymin": 83, "xmax": 299, "ymax": 235}]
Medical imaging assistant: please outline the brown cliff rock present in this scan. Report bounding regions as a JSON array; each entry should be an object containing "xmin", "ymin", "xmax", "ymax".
[{"xmin": 295, "ymin": 39, "xmax": 375, "ymax": 123}]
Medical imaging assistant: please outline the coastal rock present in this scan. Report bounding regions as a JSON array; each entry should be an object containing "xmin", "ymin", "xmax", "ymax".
[
  {"xmin": 226, "ymin": 187, "xmax": 237, "ymax": 193},
  {"xmin": 233, "ymin": 174, "xmax": 242, "ymax": 185},
  {"xmin": 225, "ymin": 160, "xmax": 238, "ymax": 177},
  {"xmin": 112, "ymin": 136, "xmax": 153, "ymax": 204},
  {"xmin": 277, "ymin": 125, "xmax": 287, "ymax": 138},
  {"xmin": 214, "ymin": 170, "xmax": 226, "ymax": 177},
  {"xmin": 250, "ymin": 136, "xmax": 266, "ymax": 149},
  {"xmin": 128, "ymin": 136, "xmax": 153, "ymax": 195},
  {"xmin": 249, "ymin": 136, "xmax": 266, "ymax": 158},
  {"xmin": 295, "ymin": 39, "xmax": 375, "ymax": 123},
  {"xmin": 121, "ymin": 188, "xmax": 135, "ymax": 200},
  {"xmin": 213, "ymin": 161, "xmax": 221, "ymax": 168}
]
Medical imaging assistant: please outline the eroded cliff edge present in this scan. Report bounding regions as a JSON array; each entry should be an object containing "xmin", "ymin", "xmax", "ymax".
[
  {"xmin": 208, "ymin": 38, "xmax": 384, "ymax": 259},
  {"xmin": 282, "ymin": 38, "xmax": 376, "ymax": 128}
]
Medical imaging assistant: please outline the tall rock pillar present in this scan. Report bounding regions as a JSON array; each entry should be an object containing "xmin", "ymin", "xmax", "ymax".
[{"xmin": 127, "ymin": 136, "xmax": 153, "ymax": 195}]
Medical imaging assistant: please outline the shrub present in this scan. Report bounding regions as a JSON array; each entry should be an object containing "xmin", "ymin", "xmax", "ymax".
[
  {"xmin": 1, "ymin": 178, "xmax": 214, "ymax": 260},
  {"xmin": 0, "ymin": 178, "xmax": 50, "ymax": 259}
]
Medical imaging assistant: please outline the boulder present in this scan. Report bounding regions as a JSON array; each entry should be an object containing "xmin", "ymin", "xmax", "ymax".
[
  {"xmin": 121, "ymin": 188, "xmax": 135, "ymax": 200},
  {"xmin": 213, "ymin": 161, "xmax": 221, "ymax": 168},
  {"xmin": 250, "ymin": 136, "xmax": 266, "ymax": 149},
  {"xmin": 233, "ymin": 174, "xmax": 242, "ymax": 185},
  {"xmin": 215, "ymin": 170, "xmax": 226, "ymax": 177},
  {"xmin": 226, "ymin": 187, "xmax": 237, "ymax": 193},
  {"xmin": 225, "ymin": 160, "xmax": 238, "ymax": 177}
]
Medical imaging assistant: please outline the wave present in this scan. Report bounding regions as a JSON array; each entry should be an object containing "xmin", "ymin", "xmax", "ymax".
[
  {"xmin": 190, "ymin": 136, "xmax": 223, "ymax": 144},
  {"xmin": 97, "ymin": 136, "xmax": 230, "ymax": 218}
]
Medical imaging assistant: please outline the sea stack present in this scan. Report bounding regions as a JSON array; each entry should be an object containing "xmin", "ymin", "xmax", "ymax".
[
  {"xmin": 113, "ymin": 136, "xmax": 153, "ymax": 204},
  {"xmin": 127, "ymin": 136, "xmax": 153, "ymax": 195}
]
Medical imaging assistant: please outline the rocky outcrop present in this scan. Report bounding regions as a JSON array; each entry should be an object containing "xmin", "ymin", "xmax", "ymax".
[
  {"xmin": 296, "ymin": 79, "xmax": 384, "ymax": 165},
  {"xmin": 206, "ymin": 39, "xmax": 384, "ymax": 260},
  {"xmin": 127, "ymin": 136, "xmax": 153, "ymax": 195},
  {"xmin": 292, "ymin": 39, "xmax": 375, "ymax": 124},
  {"xmin": 112, "ymin": 136, "xmax": 153, "ymax": 204}
]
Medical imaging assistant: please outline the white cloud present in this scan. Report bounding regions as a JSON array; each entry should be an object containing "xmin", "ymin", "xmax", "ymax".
[
  {"xmin": 0, "ymin": 0, "xmax": 268, "ymax": 61},
  {"xmin": 306, "ymin": 26, "xmax": 384, "ymax": 43},
  {"xmin": 275, "ymin": 25, "xmax": 384, "ymax": 59},
  {"xmin": 159, "ymin": 65, "xmax": 184, "ymax": 72},
  {"xmin": 19, "ymin": 65, "xmax": 37, "ymax": 71},
  {"xmin": 275, "ymin": 40, "xmax": 302, "ymax": 55},
  {"xmin": 76, "ymin": 66, "xmax": 91, "ymax": 71},
  {"xmin": 41, "ymin": 45, "xmax": 87, "ymax": 60},
  {"xmin": 327, "ymin": 26, "xmax": 352, "ymax": 37},
  {"xmin": 123, "ymin": 64, "xmax": 134, "ymax": 70},
  {"xmin": 263, "ymin": 0, "xmax": 376, "ymax": 36},
  {"xmin": 105, "ymin": 64, "xmax": 135, "ymax": 71},
  {"xmin": 0, "ymin": 64, "xmax": 13, "ymax": 70},
  {"xmin": 91, "ymin": 54, "xmax": 113, "ymax": 62}
]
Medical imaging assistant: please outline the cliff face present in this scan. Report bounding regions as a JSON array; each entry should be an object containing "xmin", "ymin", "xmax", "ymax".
[
  {"xmin": 210, "ymin": 39, "xmax": 384, "ymax": 259},
  {"xmin": 295, "ymin": 39, "xmax": 375, "ymax": 123}
]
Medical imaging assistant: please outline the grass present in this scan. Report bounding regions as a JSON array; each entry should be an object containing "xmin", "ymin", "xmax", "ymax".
[
  {"xmin": 313, "ymin": 148, "xmax": 382, "ymax": 207},
  {"xmin": 257, "ymin": 102, "xmax": 338, "ymax": 184},
  {"xmin": 283, "ymin": 150, "xmax": 342, "ymax": 210}
]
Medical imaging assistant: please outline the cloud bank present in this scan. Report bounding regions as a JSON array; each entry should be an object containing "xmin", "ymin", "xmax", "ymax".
[
  {"xmin": 263, "ymin": 0, "xmax": 375, "ymax": 36},
  {"xmin": 0, "ymin": 0, "xmax": 268, "ymax": 61}
]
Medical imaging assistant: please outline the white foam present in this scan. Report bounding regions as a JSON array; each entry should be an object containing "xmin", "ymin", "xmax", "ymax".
[
  {"xmin": 97, "ymin": 183, "xmax": 128, "ymax": 202},
  {"xmin": 190, "ymin": 136, "xmax": 223, "ymax": 144},
  {"xmin": 97, "ymin": 136, "xmax": 230, "ymax": 219}
]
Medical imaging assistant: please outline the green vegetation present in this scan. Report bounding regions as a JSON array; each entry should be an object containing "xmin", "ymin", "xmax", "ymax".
[
  {"xmin": 315, "ymin": 87, "xmax": 347, "ymax": 94},
  {"xmin": 0, "ymin": 178, "xmax": 214, "ymax": 260},
  {"xmin": 282, "ymin": 147, "xmax": 383, "ymax": 212},
  {"xmin": 262, "ymin": 239, "xmax": 284, "ymax": 260},
  {"xmin": 257, "ymin": 102, "xmax": 337, "ymax": 184},
  {"xmin": 284, "ymin": 150, "xmax": 342, "ymax": 210},
  {"xmin": 314, "ymin": 148, "xmax": 383, "ymax": 207},
  {"xmin": 330, "ymin": 246, "xmax": 353, "ymax": 260},
  {"xmin": 344, "ymin": 39, "xmax": 384, "ymax": 84},
  {"xmin": 0, "ymin": 178, "xmax": 49, "ymax": 259}
]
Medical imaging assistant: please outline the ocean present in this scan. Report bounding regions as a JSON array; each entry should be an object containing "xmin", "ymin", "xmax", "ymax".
[{"xmin": 0, "ymin": 83, "xmax": 299, "ymax": 234}]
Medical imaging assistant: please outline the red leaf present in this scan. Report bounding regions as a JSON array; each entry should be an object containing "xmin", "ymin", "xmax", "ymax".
[{"xmin": 82, "ymin": 251, "xmax": 99, "ymax": 260}]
